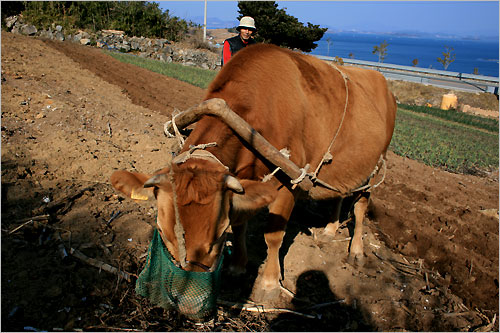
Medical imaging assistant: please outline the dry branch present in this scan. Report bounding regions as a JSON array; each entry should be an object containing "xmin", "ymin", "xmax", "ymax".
[
  {"xmin": 70, "ymin": 248, "xmax": 131, "ymax": 282},
  {"xmin": 8, "ymin": 215, "xmax": 50, "ymax": 234},
  {"xmin": 217, "ymin": 299, "xmax": 317, "ymax": 319},
  {"xmin": 473, "ymin": 313, "xmax": 496, "ymax": 332}
]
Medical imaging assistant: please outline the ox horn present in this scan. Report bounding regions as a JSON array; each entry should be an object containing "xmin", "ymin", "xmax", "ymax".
[
  {"xmin": 225, "ymin": 175, "xmax": 244, "ymax": 194},
  {"xmin": 165, "ymin": 98, "xmax": 313, "ymax": 192},
  {"xmin": 144, "ymin": 174, "xmax": 168, "ymax": 187}
]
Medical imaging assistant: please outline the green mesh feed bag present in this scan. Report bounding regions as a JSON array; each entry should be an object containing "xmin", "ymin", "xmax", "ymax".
[{"xmin": 136, "ymin": 229, "xmax": 224, "ymax": 321}]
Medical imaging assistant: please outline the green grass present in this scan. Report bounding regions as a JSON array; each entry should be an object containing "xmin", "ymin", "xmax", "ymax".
[
  {"xmin": 398, "ymin": 103, "xmax": 498, "ymax": 133},
  {"xmin": 390, "ymin": 108, "xmax": 499, "ymax": 174},
  {"xmin": 104, "ymin": 50, "xmax": 217, "ymax": 89},
  {"xmin": 104, "ymin": 50, "xmax": 499, "ymax": 175}
]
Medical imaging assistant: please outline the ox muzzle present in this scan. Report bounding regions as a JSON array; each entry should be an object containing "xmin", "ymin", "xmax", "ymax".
[{"xmin": 135, "ymin": 228, "xmax": 224, "ymax": 321}]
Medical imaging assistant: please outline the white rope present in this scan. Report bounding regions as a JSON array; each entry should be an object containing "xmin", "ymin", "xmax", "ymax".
[
  {"xmin": 164, "ymin": 109, "xmax": 185, "ymax": 147},
  {"xmin": 262, "ymin": 148, "xmax": 291, "ymax": 183},
  {"xmin": 311, "ymin": 64, "xmax": 349, "ymax": 182},
  {"xmin": 291, "ymin": 164, "xmax": 310, "ymax": 185}
]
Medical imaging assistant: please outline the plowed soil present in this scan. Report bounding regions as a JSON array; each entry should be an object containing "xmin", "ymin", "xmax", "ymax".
[{"xmin": 2, "ymin": 31, "xmax": 498, "ymax": 331}]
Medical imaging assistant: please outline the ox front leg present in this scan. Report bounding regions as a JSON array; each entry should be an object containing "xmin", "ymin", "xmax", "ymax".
[
  {"xmin": 255, "ymin": 188, "xmax": 295, "ymax": 301},
  {"xmin": 229, "ymin": 221, "xmax": 248, "ymax": 276},
  {"xmin": 348, "ymin": 192, "xmax": 370, "ymax": 266}
]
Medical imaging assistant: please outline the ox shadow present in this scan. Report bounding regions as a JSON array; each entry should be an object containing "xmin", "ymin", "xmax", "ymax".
[
  {"xmin": 219, "ymin": 196, "xmax": 360, "ymax": 307},
  {"xmin": 269, "ymin": 270, "xmax": 373, "ymax": 331}
]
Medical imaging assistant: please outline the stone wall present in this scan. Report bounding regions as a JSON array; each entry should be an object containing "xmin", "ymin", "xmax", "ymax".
[{"xmin": 4, "ymin": 15, "xmax": 222, "ymax": 71}]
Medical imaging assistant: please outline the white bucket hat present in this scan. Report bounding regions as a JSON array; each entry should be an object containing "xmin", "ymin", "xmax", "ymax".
[{"xmin": 237, "ymin": 16, "xmax": 256, "ymax": 31}]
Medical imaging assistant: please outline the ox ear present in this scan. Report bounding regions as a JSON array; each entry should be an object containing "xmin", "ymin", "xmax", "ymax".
[
  {"xmin": 231, "ymin": 180, "xmax": 277, "ymax": 211},
  {"xmin": 110, "ymin": 170, "xmax": 155, "ymax": 201}
]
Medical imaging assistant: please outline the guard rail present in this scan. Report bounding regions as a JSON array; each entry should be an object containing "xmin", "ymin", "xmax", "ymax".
[{"xmin": 314, "ymin": 55, "xmax": 499, "ymax": 95}]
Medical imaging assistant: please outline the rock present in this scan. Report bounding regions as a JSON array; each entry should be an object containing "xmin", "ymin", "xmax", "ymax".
[
  {"xmin": 20, "ymin": 24, "xmax": 37, "ymax": 36},
  {"xmin": 130, "ymin": 41, "xmax": 140, "ymax": 50},
  {"xmin": 39, "ymin": 29, "xmax": 54, "ymax": 40},
  {"xmin": 80, "ymin": 38, "xmax": 91, "ymax": 45},
  {"xmin": 5, "ymin": 16, "xmax": 18, "ymax": 29},
  {"xmin": 400, "ymin": 241, "xmax": 418, "ymax": 257},
  {"xmin": 54, "ymin": 31, "xmax": 65, "ymax": 41}
]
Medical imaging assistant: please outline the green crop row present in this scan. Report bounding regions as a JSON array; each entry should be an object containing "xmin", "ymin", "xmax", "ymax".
[
  {"xmin": 104, "ymin": 50, "xmax": 217, "ymax": 89},
  {"xmin": 398, "ymin": 103, "xmax": 498, "ymax": 133},
  {"xmin": 390, "ymin": 109, "xmax": 498, "ymax": 174}
]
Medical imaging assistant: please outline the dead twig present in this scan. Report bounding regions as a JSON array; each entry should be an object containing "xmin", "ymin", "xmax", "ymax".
[
  {"xmin": 306, "ymin": 299, "xmax": 345, "ymax": 310},
  {"xmin": 217, "ymin": 299, "xmax": 317, "ymax": 319},
  {"xmin": 8, "ymin": 215, "xmax": 50, "ymax": 234},
  {"xmin": 55, "ymin": 232, "xmax": 69, "ymax": 260},
  {"xmin": 70, "ymin": 247, "xmax": 131, "ymax": 282},
  {"xmin": 473, "ymin": 313, "xmax": 496, "ymax": 332},
  {"xmin": 443, "ymin": 311, "xmax": 475, "ymax": 318},
  {"xmin": 39, "ymin": 186, "xmax": 95, "ymax": 215},
  {"xmin": 372, "ymin": 251, "xmax": 421, "ymax": 277},
  {"xmin": 84, "ymin": 326, "xmax": 142, "ymax": 332},
  {"xmin": 107, "ymin": 211, "xmax": 122, "ymax": 225}
]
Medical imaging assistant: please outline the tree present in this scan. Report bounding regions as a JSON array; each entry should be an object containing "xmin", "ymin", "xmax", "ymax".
[
  {"xmin": 437, "ymin": 46, "xmax": 456, "ymax": 70},
  {"xmin": 237, "ymin": 1, "xmax": 327, "ymax": 52},
  {"xmin": 349, "ymin": 52, "xmax": 354, "ymax": 59},
  {"xmin": 372, "ymin": 40, "xmax": 388, "ymax": 63},
  {"xmin": 326, "ymin": 37, "xmax": 333, "ymax": 56},
  {"xmin": 21, "ymin": 1, "xmax": 191, "ymax": 41},
  {"xmin": 412, "ymin": 59, "xmax": 419, "ymax": 67}
]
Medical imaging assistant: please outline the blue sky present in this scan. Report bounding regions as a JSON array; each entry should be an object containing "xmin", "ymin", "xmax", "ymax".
[{"xmin": 157, "ymin": 1, "xmax": 499, "ymax": 38}]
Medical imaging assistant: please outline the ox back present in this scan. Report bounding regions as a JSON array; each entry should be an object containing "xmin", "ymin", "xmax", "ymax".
[{"xmin": 182, "ymin": 43, "xmax": 397, "ymax": 198}]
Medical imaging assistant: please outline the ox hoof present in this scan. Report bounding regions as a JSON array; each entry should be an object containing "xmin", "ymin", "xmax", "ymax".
[
  {"xmin": 323, "ymin": 223, "xmax": 340, "ymax": 237},
  {"xmin": 252, "ymin": 286, "xmax": 281, "ymax": 303},
  {"xmin": 347, "ymin": 252, "xmax": 366, "ymax": 267}
]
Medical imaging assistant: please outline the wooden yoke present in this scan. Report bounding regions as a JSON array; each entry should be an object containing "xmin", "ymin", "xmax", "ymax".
[{"xmin": 164, "ymin": 98, "xmax": 313, "ymax": 192}]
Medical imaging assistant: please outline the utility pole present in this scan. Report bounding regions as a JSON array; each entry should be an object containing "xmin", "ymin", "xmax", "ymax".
[{"xmin": 203, "ymin": 0, "xmax": 207, "ymax": 42}]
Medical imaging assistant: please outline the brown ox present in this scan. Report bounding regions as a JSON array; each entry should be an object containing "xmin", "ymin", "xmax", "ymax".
[{"xmin": 111, "ymin": 44, "xmax": 397, "ymax": 306}]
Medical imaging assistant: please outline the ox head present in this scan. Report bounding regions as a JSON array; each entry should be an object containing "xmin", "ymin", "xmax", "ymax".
[
  {"xmin": 110, "ymin": 154, "xmax": 277, "ymax": 318},
  {"xmin": 111, "ymin": 159, "xmax": 277, "ymax": 271}
]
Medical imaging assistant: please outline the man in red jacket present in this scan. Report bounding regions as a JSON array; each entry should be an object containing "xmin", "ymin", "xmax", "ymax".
[{"xmin": 222, "ymin": 16, "xmax": 257, "ymax": 66}]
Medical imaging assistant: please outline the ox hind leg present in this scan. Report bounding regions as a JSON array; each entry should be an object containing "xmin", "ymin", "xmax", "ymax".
[
  {"xmin": 322, "ymin": 197, "xmax": 344, "ymax": 237},
  {"xmin": 348, "ymin": 191, "xmax": 370, "ymax": 266},
  {"xmin": 254, "ymin": 187, "xmax": 296, "ymax": 301}
]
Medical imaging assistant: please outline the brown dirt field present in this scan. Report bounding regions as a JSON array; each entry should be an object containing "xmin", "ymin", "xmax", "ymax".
[{"xmin": 2, "ymin": 31, "xmax": 498, "ymax": 331}]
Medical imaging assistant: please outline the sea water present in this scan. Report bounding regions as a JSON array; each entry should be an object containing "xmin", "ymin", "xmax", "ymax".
[{"xmin": 310, "ymin": 32, "xmax": 499, "ymax": 78}]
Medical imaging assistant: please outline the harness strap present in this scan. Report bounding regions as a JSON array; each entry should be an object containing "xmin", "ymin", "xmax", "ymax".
[
  {"xmin": 167, "ymin": 142, "xmax": 230, "ymax": 272},
  {"xmin": 168, "ymin": 166, "xmax": 188, "ymax": 268}
]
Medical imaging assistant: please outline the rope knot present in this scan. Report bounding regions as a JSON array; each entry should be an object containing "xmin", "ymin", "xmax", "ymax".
[{"xmin": 291, "ymin": 164, "xmax": 310, "ymax": 185}]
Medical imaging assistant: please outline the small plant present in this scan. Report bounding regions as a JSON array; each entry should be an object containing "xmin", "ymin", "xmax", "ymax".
[
  {"xmin": 372, "ymin": 40, "xmax": 388, "ymax": 63},
  {"xmin": 437, "ymin": 46, "xmax": 456, "ymax": 70},
  {"xmin": 473, "ymin": 67, "xmax": 479, "ymax": 75},
  {"xmin": 349, "ymin": 52, "xmax": 354, "ymax": 59},
  {"xmin": 326, "ymin": 37, "xmax": 333, "ymax": 56},
  {"xmin": 333, "ymin": 56, "xmax": 344, "ymax": 65},
  {"xmin": 412, "ymin": 59, "xmax": 419, "ymax": 67}
]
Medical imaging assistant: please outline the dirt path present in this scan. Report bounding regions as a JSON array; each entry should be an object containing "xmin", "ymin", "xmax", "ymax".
[{"xmin": 2, "ymin": 32, "xmax": 498, "ymax": 331}]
